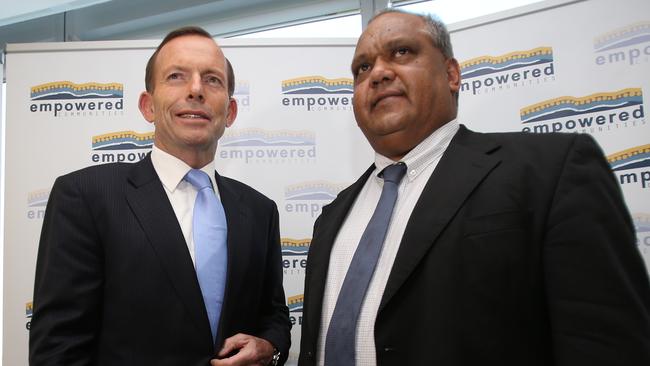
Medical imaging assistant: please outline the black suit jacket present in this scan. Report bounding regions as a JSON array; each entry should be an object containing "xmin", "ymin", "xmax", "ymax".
[
  {"xmin": 29, "ymin": 155, "xmax": 291, "ymax": 366},
  {"xmin": 299, "ymin": 126, "xmax": 650, "ymax": 366}
]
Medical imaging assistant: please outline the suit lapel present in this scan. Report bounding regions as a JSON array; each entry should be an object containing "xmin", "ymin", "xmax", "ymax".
[
  {"xmin": 125, "ymin": 155, "xmax": 211, "ymax": 339},
  {"xmin": 303, "ymin": 165, "xmax": 375, "ymax": 341},
  {"xmin": 380, "ymin": 126, "xmax": 502, "ymax": 309}
]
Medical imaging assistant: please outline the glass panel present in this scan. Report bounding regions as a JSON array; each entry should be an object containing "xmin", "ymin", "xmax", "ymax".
[
  {"xmin": 397, "ymin": 0, "xmax": 545, "ymax": 24},
  {"xmin": 235, "ymin": 14, "xmax": 362, "ymax": 38}
]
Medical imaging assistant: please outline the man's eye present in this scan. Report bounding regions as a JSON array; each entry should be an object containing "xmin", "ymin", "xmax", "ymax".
[
  {"xmin": 357, "ymin": 63, "xmax": 370, "ymax": 74},
  {"xmin": 395, "ymin": 47, "xmax": 410, "ymax": 57},
  {"xmin": 167, "ymin": 73, "xmax": 182, "ymax": 80},
  {"xmin": 205, "ymin": 76, "xmax": 221, "ymax": 85}
]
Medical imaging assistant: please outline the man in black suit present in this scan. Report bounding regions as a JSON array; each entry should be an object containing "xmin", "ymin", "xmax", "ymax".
[
  {"xmin": 29, "ymin": 27, "xmax": 290, "ymax": 366},
  {"xmin": 299, "ymin": 9, "xmax": 650, "ymax": 366}
]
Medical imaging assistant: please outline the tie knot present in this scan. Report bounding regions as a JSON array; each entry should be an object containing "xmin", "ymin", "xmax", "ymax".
[
  {"xmin": 380, "ymin": 163, "xmax": 407, "ymax": 184},
  {"xmin": 184, "ymin": 169, "xmax": 213, "ymax": 190}
]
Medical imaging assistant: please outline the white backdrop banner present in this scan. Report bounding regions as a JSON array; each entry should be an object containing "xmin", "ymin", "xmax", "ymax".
[
  {"xmin": 451, "ymin": 0, "xmax": 650, "ymax": 272},
  {"xmin": 3, "ymin": 38, "xmax": 366, "ymax": 365},
  {"xmin": 3, "ymin": 0, "xmax": 649, "ymax": 364}
]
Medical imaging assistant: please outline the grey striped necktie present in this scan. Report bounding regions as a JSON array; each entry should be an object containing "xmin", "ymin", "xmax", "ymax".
[{"xmin": 324, "ymin": 162, "xmax": 407, "ymax": 366}]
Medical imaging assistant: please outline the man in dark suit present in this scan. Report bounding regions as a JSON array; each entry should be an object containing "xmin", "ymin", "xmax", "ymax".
[
  {"xmin": 29, "ymin": 27, "xmax": 290, "ymax": 366},
  {"xmin": 299, "ymin": 9, "xmax": 650, "ymax": 366}
]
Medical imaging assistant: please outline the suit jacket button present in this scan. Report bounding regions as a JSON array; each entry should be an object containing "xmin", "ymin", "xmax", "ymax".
[
  {"xmin": 383, "ymin": 346, "xmax": 395, "ymax": 352},
  {"xmin": 306, "ymin": 351, "xmax": 313, "ymax": 359}
]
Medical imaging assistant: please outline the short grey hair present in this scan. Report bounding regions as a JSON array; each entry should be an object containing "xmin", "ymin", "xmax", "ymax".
[{"xmin": 369, "ymin": 8, "xmax": 454, "ymax": 59}]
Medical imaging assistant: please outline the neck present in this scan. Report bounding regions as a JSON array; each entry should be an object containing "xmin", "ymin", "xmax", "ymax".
[{"xmin": 155, "ymin": 143, "xmax": 216, "ymax": 169}]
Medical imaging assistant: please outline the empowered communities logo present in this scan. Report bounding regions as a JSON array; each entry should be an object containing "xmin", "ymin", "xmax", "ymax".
[
  {"xmin": 25, "ymin": 301, "xmax": 33, "ymax": 330},
  {"xmin": 287, "ymin": 294, "xmax": 304, "ymax": 325},
  {"xmin": 288, "ymin": 294, "xmax": 304, "ymax": 313},
  {"xmin": 460, "ymin": 46, "xmax": 555, "ymax": 95},
  {"xmin": 284, "ymin": 181, "xmax": 346, "ymax": 218},
  {"xmin": 281, "ymin": 75, "xmax": 353, "ymax": 111},
  {"xmin": 520, "ymin": 88, "xmax": 645, "ymax": 134},
  {"xmin": 595, "ymin": 21, "xmax": 650, "ymax": 66},
  {"xmin": 29, "ymin": 81, "xmax": 124, "ymax": 117},
  {"xmin": 633, "ymin": 213, "xmax": 650, "ymax": 250},
  {"xmin": 218, "ymin": 128, "xmax": 316, "ymax": 164},
  {"xmin": 608, "ymin": 143, "xmax": 650, "ymax": 189},
  {"xmin": 233, "ymin": 80, "xmax": 250, "ymax": 109},
  {"xmin": 90, "ymin": 130, "xmax": 153, "ymax": 164},
  {"xmin": 282, "ymin": 238, "xmax": 311, "ymax": 274},
  {"xmin": 27, "ymin": 189, "xmax": 50, "ymax": 219},
  {"xmin": 282, "ymin": 238, "xmax": 311, "ymax": 256}
]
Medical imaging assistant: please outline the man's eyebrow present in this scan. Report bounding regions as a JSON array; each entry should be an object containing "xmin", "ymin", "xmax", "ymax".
[
  {"xmin": 383, "ymin": 37, "xmax": 414, "ymax": 51},
  {"xmin": 160, "ymin": 64, "xmax": 188, "ymax": 74},
  {"xmin": 202, "ymin": 67, "xmax": 225, "ymax": 76}
]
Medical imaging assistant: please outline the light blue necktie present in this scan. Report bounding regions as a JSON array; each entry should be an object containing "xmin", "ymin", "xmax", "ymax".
[
  {"xmin": 184, "ymin": 169, "xmax": 228, "ymax": 343},
  {"xmin": 325, "ymin": 163, "xmax": 407, "ymax": 366}
]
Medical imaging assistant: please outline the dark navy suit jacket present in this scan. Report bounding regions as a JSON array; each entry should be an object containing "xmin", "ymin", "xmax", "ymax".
[
  {"xmin": 30, "ymin": 155, "xmax": 291, "ymax": 366},
  {"xmin": 299, "ymin": 126, "xmax": 650, "ymax": 366}
]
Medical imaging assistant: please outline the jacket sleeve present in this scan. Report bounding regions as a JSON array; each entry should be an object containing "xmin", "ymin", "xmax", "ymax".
[
  {"xmin": 543, "ymin": 133, "xmax": 650, "ymax": 365},
  {"xmin": 29, "ymin": 174, "xmax": 103, "ymax": 366},
  {"xmin": 255, "ymin": 201, "xmax": 292, "ymax": 364}
]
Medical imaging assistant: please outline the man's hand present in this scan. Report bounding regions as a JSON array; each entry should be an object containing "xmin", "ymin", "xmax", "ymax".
[{"xmin": 211, "ymin": 333, "xmax": 275, "ymax": 366}]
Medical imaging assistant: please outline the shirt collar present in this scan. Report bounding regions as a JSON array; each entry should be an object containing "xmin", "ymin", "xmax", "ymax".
[
  {"xmin": 150, "ymin": 145, "xmax": 217, "ymax": 193},
  {"xmin": 373, "ymin": 119, "xmax": 459, "ymax": 183}
]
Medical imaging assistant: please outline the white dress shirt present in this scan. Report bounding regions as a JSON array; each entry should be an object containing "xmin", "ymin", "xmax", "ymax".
[
  {"xmin": 150, "ymin": 145, "xmax": 221, "ymax": 266},
  {"xmin": 316, "ymin": 120, "xmax": 460, "ymax": 366}
]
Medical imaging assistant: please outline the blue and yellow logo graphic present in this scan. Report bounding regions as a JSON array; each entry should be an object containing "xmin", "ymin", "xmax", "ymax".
[
  {"xmin": 30, "ymin": 81, "xmax": 124, "ymax": 117},
  {"xmin": 218, "ymin": 128, "xmax": 316, "ymax": 163},
  {"xmin": 235, "ymin": 80, "xmax": 249, "ymax": 95},
  {"xmin": 521, "ymin": 88, "xmax": 642, "ymax": 124},
  {"xmin": 608, "ymin": 144, "xmax": 650, "ymax": 171},
  {"xmin": 285, "ymin": 181, "xmax": 345, "ymax": 201},
  {"xmin": 30, "ymin": 81, "xmax": 123, "ymax": 100},
  {"xmin": 284, "ymin": 181, "xmax": 346, "ymax": 217},
  {"xmin": 90, "ymin": 130, "xmax": 152, "ymax": 164},
  {"xmin": 595, "ymin": 22, "xmax": 650, "ymax": 66},
  {"xmin": 92, "ymin": 131, "xmax": 154, "ymax": 150},
  {"xmin": 461, "ymin": 47, "xmax": 553, "ymax": 79},
  {"xmin": 25, "ymin": 301, "xmax": 33, "ymax": 330},
  {"xmin": 282, "ymin": 238, "xmax": 309, "ymax": 273},
  {"xmin": 608, "ymin": 144, "xmax": 650, "ymax": 189},
  {"xmin": 460, "ymin": 47, "xmax": 555, "ymax": 95},
  {"xmin": 519, "ymin": 88, "xmax": 645, "ymax": 133},
  {"xmin": 281, "ymin": 76, "xmax": 353, "ymax": 111},
  {"xmin": 27, "ymin": 189, "xmax": 50, "ymax": 220},
  {"xmin": 282, "ymin": 76, "xmax": 353, "ymax": 95},
  {"xmin": 282, "ymin": 238, "xmax": 311, "ymax": 256},
  {"xmin": 595, "ymin": 22, "xmax": 650, "ymax": 53},
  {"xmin": 28, "ymin": 189, "xmax": 50, "ymax": 207},
  {"xmin": 234, "ymin": 80, "xmax": 250, "ymax": 108},
  {"xmin": 634, "ymin": 213, "xmax": 650, "ymax": 234},
  {"xmin": 634, "ymin": 213, "xmax": 650, "ymax": 251},
  {"xmin": 220, "ymin": 129, "xmax": 314, "ymax": 147},
  {"xmin": 288, "ymin": 294, "xmax": 304, "ymax": 313}
]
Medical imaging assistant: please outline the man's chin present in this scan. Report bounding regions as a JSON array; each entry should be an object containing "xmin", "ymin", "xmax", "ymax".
[{"xmin": 361, "ymin": 119, "xmax": 407, "ymax": 138}]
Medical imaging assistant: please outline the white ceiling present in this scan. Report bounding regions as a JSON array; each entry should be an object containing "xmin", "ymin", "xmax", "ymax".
[
  {"xmin": 0, "ymin": 0, "xmax": 377, "ymax": 54},
  {"xmin": 0, "ymin": 0, "xmax": 110, "ymax": 27}
]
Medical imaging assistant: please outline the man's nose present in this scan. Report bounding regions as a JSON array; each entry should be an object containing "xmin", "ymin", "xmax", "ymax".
[
  {"xmin": 370, "ymin": 58, "xmax": 395, "ymax": 87},
  {"xmin": 188, "ymin": 74, "xmax": 204, "ymax": 101}
]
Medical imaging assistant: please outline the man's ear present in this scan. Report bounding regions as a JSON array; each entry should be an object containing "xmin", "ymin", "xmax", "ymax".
[
  {"xmin": 138, "ymin": 91, "xmax": 155, "ymax": 123},
  {"xmin": 446, "ymin": 58, "xmax": 461, "ymax": 93},
  {"xmin": 225, "ymin": 97, "xmax": 238, "ymax": 128}
]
